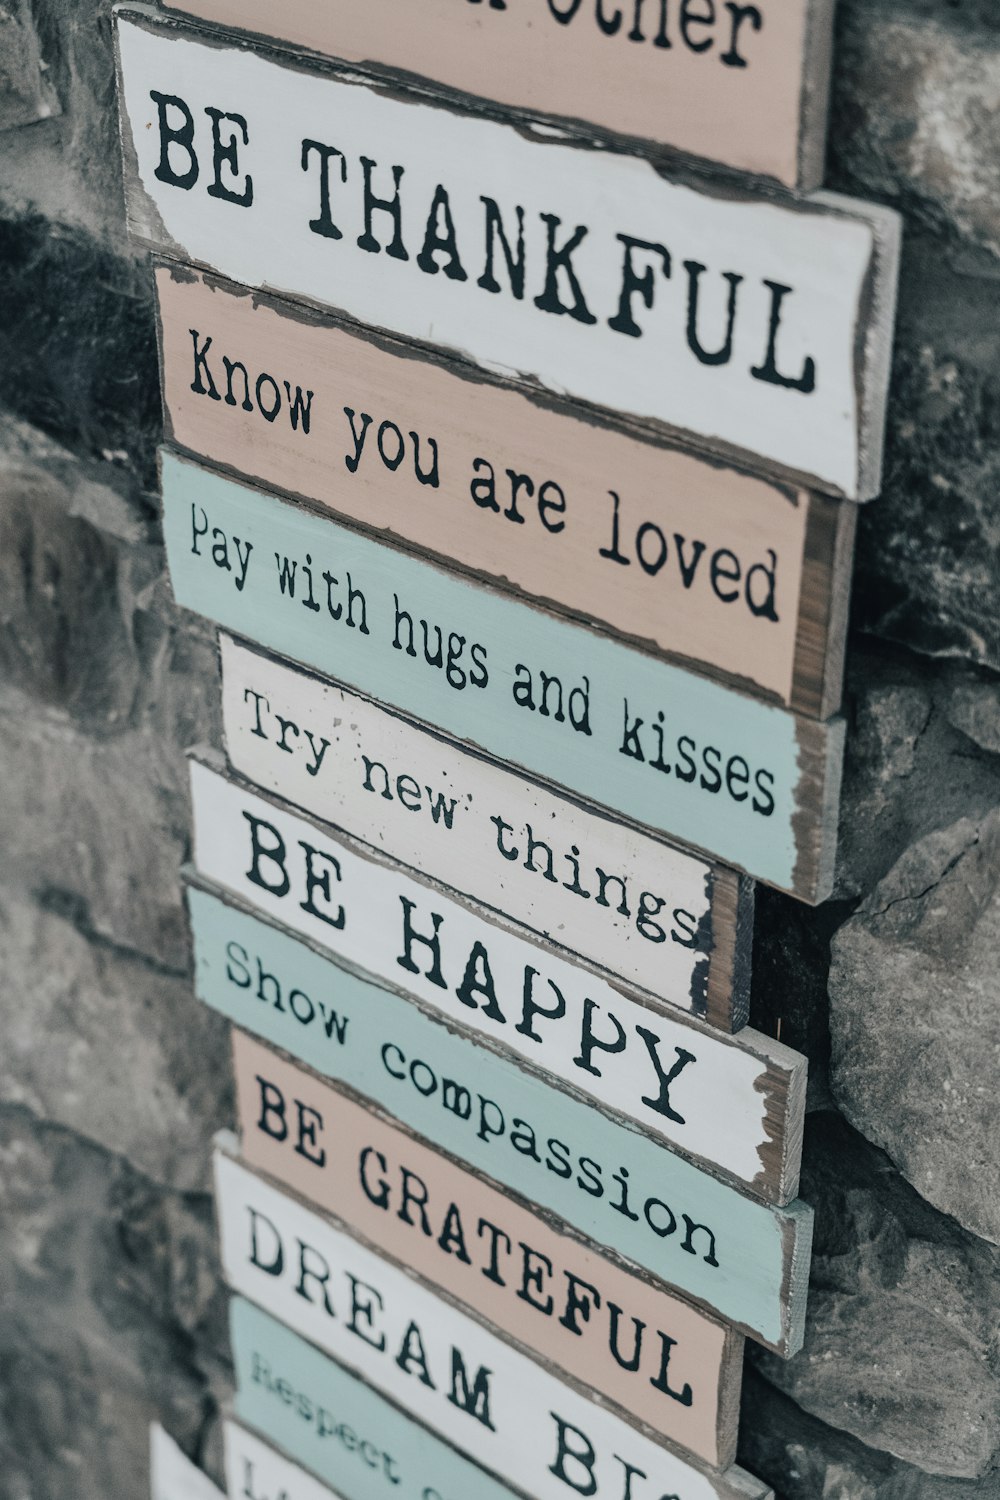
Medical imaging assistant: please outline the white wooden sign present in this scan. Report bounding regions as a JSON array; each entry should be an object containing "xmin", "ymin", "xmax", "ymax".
[
  {"xmin": 116, "ymin": 8, "xmax": 900, "ymax": 499},
  {"xmin": 224, "ymin": 1423, "xmax": 345, "ymax": 1500},
  {"xmin": 215, "ymin": 1144, "xmax": 772, "ymax": 1499},
  {"xmin": 219, "ymin": 634, "xmax": 751, "ymax": 1028},
  {"xmin": 190, "ymin": 752, "xmax": 806, "ymax": 1203},
  {"xmin": 150, "ymin": 1425, "xmax": 224, "ymax": 1500}
]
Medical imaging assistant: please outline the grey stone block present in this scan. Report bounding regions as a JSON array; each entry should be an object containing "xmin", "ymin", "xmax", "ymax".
[
  {"xmin": 835, "ymin": 648, "xmax": 1000, "ymax": 899},
  {"xmin": 752, "ymin": 1118, "xmax": 1000, "ymax": 1481},
  {"xmin": 830, "ymin": 810, "xmax": 1000, "ymax": 1245},
  {"xmin": 0, "ymin": 885, "xmax": 232, "ymax": 1192},
  {"xmin": 0, "ymin": 1107, "xmax": 230, "ymax": 1500},
  {"xmin": 0, "ymin": 0, "xmax": 60, "ymax": 133}
]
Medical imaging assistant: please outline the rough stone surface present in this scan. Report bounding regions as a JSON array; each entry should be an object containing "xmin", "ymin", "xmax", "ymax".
[
  {"xmin": 0, "ymin": 414, "xmax": 221, "ymax": 967},
  {"xmin": 0, "ymin": 885, "xmax": 232, "ymax": 1193},
  {"xmin": 0, "ymin": 0, "xmax": 129, "ymax": 248},
  {"xmin": 750, "ymin": 1117, "xmax": 1000, "ymax": 1481},
  {"xmin": 0, "ymin": 220, "xmax": 160, "ymax": 478},
  {"xmin": 830, "ymin": 0, "xmax": 1000, "ymax": 673},
  {"xmin": 830, "ymin": 811, "xmax": 1000, "ymax": 1245},
  {"xmin": 834, "ymin": 644, "xmax": 1000, "ymax": 900},
  {"xmin": 0, "ymin": 1107, "xmax": 231, "ymax": 1500},
  {"xmin": 0, "ymin": 0, "xmax": 60, "ymax": 132}
]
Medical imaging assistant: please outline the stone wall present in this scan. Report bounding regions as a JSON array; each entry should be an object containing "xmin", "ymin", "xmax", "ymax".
[{"xmin": 0, "ymin": 1, "xmax": 997, "ymax": 1495}]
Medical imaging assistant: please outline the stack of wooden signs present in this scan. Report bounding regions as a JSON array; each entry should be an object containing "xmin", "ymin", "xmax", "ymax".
[{"xmin": 115, "ymin": 6, "xmax": 901, "ymax": 1498}]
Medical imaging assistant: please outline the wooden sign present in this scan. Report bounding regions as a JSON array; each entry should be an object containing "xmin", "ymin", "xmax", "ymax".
[
  {"xmin": 187, "ymin": 878, "xmax": 813, "ymax": 1352},
  {"xmin": 166, "ymin": 456, "xmax": 844, "ymax": 902},
  {"xmin": 159, "ymin": 0, "xmax": 835, "ymax": 191},
  {"xmin": 219, "ymin": 635, "xmax": 753, "ymax": 1027},
  {"xmin": 224, "ymin": 1424, "xmax": 345, "ymax": 1500},
  {"xmin": 160, "ymin": 267, "xmax": 854, "ymax": 718},
  {"xmin": 190, "ymin": 754, "xmax": 806, "ymax": 1205},
  {"xmin": 233, "ymin": 1030, "xmax": 744, "ymax": 1467},
  {"xmin": 116, "ymin": 9, "xmax": 900, "ymax": 500},
  {"xmin": 151, "ymin": 1424, "xmax": 224, "ymax": 1500},
  {"xmin": 217, "ymin": 1145, "xmax": 771, "ymax": 1499},
  {"xmin": 230, "ymin": 1297, "xmax": 524, "ymax": 1500}
]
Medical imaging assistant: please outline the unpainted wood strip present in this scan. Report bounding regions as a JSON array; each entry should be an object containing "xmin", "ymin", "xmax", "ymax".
[{"xmin": 702, "ymin": 867, "xmax": 754, "ymax": 1034}]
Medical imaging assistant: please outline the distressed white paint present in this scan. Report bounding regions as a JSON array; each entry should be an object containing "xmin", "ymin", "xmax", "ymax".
[
  {"xmin": 191, "ymin": 756, "xmax": 776, "ymax": 1188},
  {"xmin": 116, "ymin": 11, "xmax": 898, "ymax": 498},
  {"xmin": 215, "ymin": 1149, "xmax": 771, "ymax": 1500},
  {"xmin": 150, "ymin": 1424, "xmax": 224, "ymax": 1500},
  {"xmin": 220, "ymin": 634, "xmax": 717, "ymax": 1013}
]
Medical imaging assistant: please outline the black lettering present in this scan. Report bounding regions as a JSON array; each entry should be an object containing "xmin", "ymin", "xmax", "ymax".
[
  {"xmin": 302, "ymin": 139, "xmax": 346, "ymax": 238},
  {"xmin": 609, "ymin": 236, "xmax": 671, "ymax": 338},
  {"xmin": 685, "ymin": 261, "xmax": 742, "ymax": 365},
  {"xmin": 549, "ymin": 1416, "xmax": 598, "ymax": 1496},
  {"xmin": 417, "ymin": 186, "xmax": 468, "ymax": 280},
  {"xmin": 150, "ymin": 91, "xmax": 198, "ymax": 190},
  {"xmin": 751, "ymin": 281, "xmax": 817, "ymax": 393},
  {"xmin": 448, "ymin": 1350, "xmax": 495, "ymax": 1429},
  {"xmin": 478, "ymin": 198, "xmax": 526, "ymax": 298},
  {"xmin": 358, "ymin": 158, "xmax": 409, "ymax": 259},
  {"xmin": 244, "ymin": 813, "xmax": 290, "ymax": 897},
  {"xmin": 720, "ymin": 2, "xmax": 762, "ymax": 66},
  {"xmin": 397, "ymin": 897, "xmax": 447, "ymax": 989},
  {"xmin": 205, "ymin": 107, "xmax": 252, "ymax": 206},
  {"xmin": 189, "ymin": 330, "xmax": 220, "ymax": 400},
  {"xmin": 534, "ymin": 215, "xmax": 597, "ymax": 325}
]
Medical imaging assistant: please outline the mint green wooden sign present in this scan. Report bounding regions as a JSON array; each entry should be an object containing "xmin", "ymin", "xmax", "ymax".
[
  {"xmin": 190, "ymin": 882, "xmax": 811, "ymax": 1353},
  {"xmin": 163, "ymin": 451, "xmax": 841, "ymax": 901}
]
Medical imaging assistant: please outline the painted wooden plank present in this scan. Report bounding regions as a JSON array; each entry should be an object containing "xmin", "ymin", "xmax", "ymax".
[
  {"xmin": 158, "ymin": 0, "xmax": 835, "ymax": 192},
  {"xmin": 116, "ymin": 9, "xmax": 900, "ymax": 500},
  {"xmin": 186, "ymin": 875, "xmax": 813, "ymax": 1353},
  {"xmin": 219, "ymin": 635, "xmax": 753, "ymax": 1029},
  {"xmin": 151, "ymin": 1425, "xmax": 224, "ymax": 1500},
  {"xmin": 190, "ymin": 753, "xmax": 806, "ymax": 1205},
  {"xmin": 159, "ymin": 266, "xmax": 855, "ymax": 717},
  {"xmin": 166, "ymin": 455, "xmax": 843, "ymax": 900},
  {"xmin": 216, "ymin": 1143, "xmax": 771, "ymax": 1500},
  {"xmin": 230, "ymin": 1298, "xmax": 523, "ymax": 1500},
  {"xmin": 224, "ymin": 1423, "xmax": 346, "ymax": 1500},
  {"xmin": 232, "ymin": 1029, "xmax": 744, "ymax": 1467}
]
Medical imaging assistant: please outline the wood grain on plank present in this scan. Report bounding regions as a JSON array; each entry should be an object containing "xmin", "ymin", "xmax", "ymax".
[
  {"xmin": 186, "ymin": 868, "xmax": 814, "ymax": 1352},
  {"xmin": 164, "ymin": 451, "xmax": 844, "ymax": 901},
  {"xmin": 231, "ymin": 1030, "xmax": 745, "ymax": 1468},
  {"xmin": 158, "ymin": 264, "xmax": 855, "ymax": 716},
  {"xmin": 159, "ymin": 0, "xmax": 834, "ymax": 191},
  {"xmin": 116, "ymin": 8, "xmax": 901, "ymax": 499}
]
